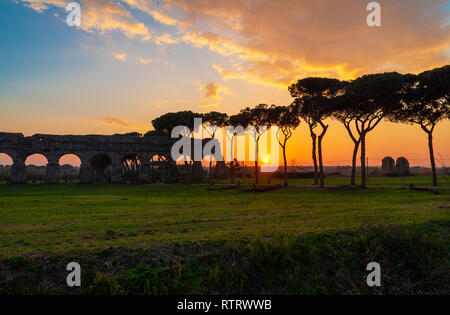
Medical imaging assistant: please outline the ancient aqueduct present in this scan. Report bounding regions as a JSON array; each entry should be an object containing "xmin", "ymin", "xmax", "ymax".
[
  {"xmin": 0, "ymin": 132, "xmax": 182, "ymax": 184},
  {"xmin": 0, "ymin": 132, "xmax": 413, "ymax": 183}
]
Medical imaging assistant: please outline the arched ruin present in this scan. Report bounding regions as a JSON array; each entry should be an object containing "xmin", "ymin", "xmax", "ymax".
[{"xmin": 0, "ymin": 132, "xmax": 178, "ymax": 184}]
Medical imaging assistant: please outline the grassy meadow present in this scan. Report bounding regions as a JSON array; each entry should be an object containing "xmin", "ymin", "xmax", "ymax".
[{"xmin": 0, "ymin": 178, "xmax": 449, "ymax": 294}]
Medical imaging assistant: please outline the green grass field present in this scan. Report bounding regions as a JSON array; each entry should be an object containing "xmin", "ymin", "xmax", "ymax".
[
  {"xmin": 0, "ymin": 177, "xmax": 449, "ymax": 294},
  {"xmin": 0, "ymin": 180, "xmax": 449, "ymax": 257}
]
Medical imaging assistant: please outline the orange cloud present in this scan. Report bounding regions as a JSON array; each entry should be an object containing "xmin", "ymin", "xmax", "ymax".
[
  {"xmin": 100, "ymin": 117, "xmax": 148, "ymax": 133},
  {"xmin": 153, "ymin": 34, "xmax": 179, "ymax": 45},
  {"xmin": 21, "ymin": 0, "xmax": 450, "ymax": 87},
  {"xmin": 22, "ymin": 0, "xmax": 151, "ymax": 40},
  {"xmin": 101, "ymin": 118, "xmax": 131, "ymax": 127},
  {"xmin": 115, "ymin": 1, "xmax": 181, "ymax": 44},
  {"xmin": 121, "ymin": 0, "xmax": 178, "ymax": 26},
  {"xmin": 139, "ymin": 57, "xmax": 152, "ymax": 64},
  {"xmin": 81, "ymin": 0, "xmax": 150, "ymax": 39},
  {"xmin": 147, "ymin": 9, "xmax": 177, "ymax": 26},
  {"xmin": 199, "ymin": 82, "xmax": 230, "ymax": 108},
  {"xmin": 113, "ymin": 53, "xmax": 127, "ymax": 62},
  {"xmin": 21, "ymin": 0, "xmax": 66, "ymax": 12},
  {"xmin": 166, "ymin": 0, "xmax": 450, "ymax": 86}
]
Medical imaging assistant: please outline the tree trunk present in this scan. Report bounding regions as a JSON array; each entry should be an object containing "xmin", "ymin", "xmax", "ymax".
[
  {"xmin": 255, "ymin": 141, "xmax": 259, "ymax": 184},
  {"xmin": 230, "ymin": 161, "xmax": 235, "ymax": 184},
  {"xmin": 209, "ymin": 159, "xmax": 213, "ymax": 185},
  {"xmin": 283, "ymin": 146, "xmax": 288, "ymax": 187},
  {"xmin": 360, "ymin": 133, "xmax": 367, "ymax": 188},
  {"xmin": 311, "ymin": 133, "xmax": 318, "ymax": 185},
  {"xmin": 230, "ymin": 140, "xmax": 235, "ymax": 184},
  {"xmin": 185, "ymin": 161, "xmax": 192, "ymax": 185},
  {"xmin": 351, "ymin": 140, "xmax": 360, "ymax": 186},
  {"xmin": 428, "ymin": 132, "xmax": 438, "ymax": 187},
  {"xmin": 318, "ymin": 130, "xmax": 327, "ymax": 188},
  {"xmin": 342, "ymin": 121, "xmax": 360, "ymax": 186}
]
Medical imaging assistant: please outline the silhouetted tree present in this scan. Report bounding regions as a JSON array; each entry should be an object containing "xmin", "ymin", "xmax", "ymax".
[
  {"xmin": 268, "ymin": 105, "xmax": 301, "ymax": 187},
  {"xmin": 331, "ymin": 81, "xmax": 362, "ymax": 186},
  {"xmin": 289, "ymin": 78, "xmax": 343, "ymax": 188},
  {"xmin": 144, "ymin": 130, "xmax": 167, "ymax": 137},
  {"xmin": 228, "ymin": 113, "xmax": 247, "ymax": 184},
  {"xmin": 203, "ymin": 111, "xmax": 228, "ymax": 184},
  {"xmin": 341, "ymin": 72, "xmax": 410, "ymax": 188},
  {"xmin": 238, "ymin": 104, "xmax": 272, "ymax": 184},
  {"xmin": 151, "ymin": 113, "xmax": 181, "ymax": 136},
  {"xmin": 388, "ymin": 66, "xmax": 450, "ymax": 186},
  {"xmin": 151, "ymin": 111, "xmax": 201, "ymax": 184},
  {"xmin": 114, "ymin": 132, "xmax": 142, "ymax": 137}
]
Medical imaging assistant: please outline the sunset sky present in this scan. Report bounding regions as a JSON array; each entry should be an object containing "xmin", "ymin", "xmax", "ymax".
[{"xmin": 0, "ymin": 0, "xmax": 449, "ymax": 167}]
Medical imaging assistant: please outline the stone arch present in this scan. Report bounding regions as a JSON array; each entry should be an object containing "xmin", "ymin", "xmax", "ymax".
[
  {"xmin": 59, "ymin": 153, "xmax": 82, "ymax": 167},
  {"xmin": 0, "ymin": 152, "xmax": 14, "ymax": 166},
  {"xmin": 25, "ymin": 153, "xmax": 48, "ymax": 166},
  {"xmin": 59, "ymin": 154, "xmax": 82, "ymax": 183},
  {"xmin": 120, "ymin": 153, "xmax": 141, "ymax": 183},
  {"xmin": 0, "ymin": 132, "xmax": 180, "ymax": 184},
  {"xmin": 89, "ymin": 153, "xmax": 112, "ymax": 182},
  {"xmin": 149, "ymin": 154, "xmax": 169, "ymax": 183},
  {"xmin": 25, "ymin": 153, "xmax": 48, "ymax": 183},
  {"xmin": 0, "ymin": 153, "xmax": 14, "ymax": 183}
]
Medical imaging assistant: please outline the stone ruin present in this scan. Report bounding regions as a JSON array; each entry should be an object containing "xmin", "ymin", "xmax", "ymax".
[
  {"xmin": 0, "ymin": 132, "xmax": 222, "ymax": 184},
  {"xmin": 381, "ymin": 157, "xmax": 395, "ymax": 175},
  {"xmin": 395, "ymin": 157, "xmax": 410, "ymax": 176},
  {"xmin": 381, "ymin": 156, "xmax": 410, "ymax": 176}
]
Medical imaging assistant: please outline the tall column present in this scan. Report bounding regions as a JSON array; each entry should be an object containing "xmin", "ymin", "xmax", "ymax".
[
  {"xmin": 110, "ymin": 157, "xmax": 123, "ymax": 183},
  {"xmin": 79, "ymin": 159, "xmax": 93, "ymax": 183},
  {"xmin": 11, "ymin": 158, "xmax": 26, "ymax": 184},
  {"xmin": 45, "ymin": 155, "xmax": 60, "ymax": 184}
]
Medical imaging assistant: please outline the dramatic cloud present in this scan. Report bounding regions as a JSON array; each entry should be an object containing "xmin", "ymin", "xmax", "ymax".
[
  {"xmin": 113, "ymin": 52, "xmax": 127, "ymax": 62},
  {"xmin": 199, "ymin": 82, "xmax": 230, "ymax": 108},
  {"xmin": 121, "ymin": 0, "xmax": 177, "ymax": 26},
  {"xmin": 21, "ymin": 0, "xmax": 151, "ymax": 40},
  {"xmin": 165, "ymin": 0, "xmax": 450, "ymax": 86},
  {"xmin": 20, "ymin": 0, "xmax": 66, "ymax": 12},
  {"xmin": 153, "ymin": 33, "xmax": 179, "ymax": 45},
  {"xmin": 80, "ymin": 0, "xmax": 150, "ymax": 39},
  {"xmin": 20, "ymin": 0, "xmax": 450, "ymax": 87}
]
